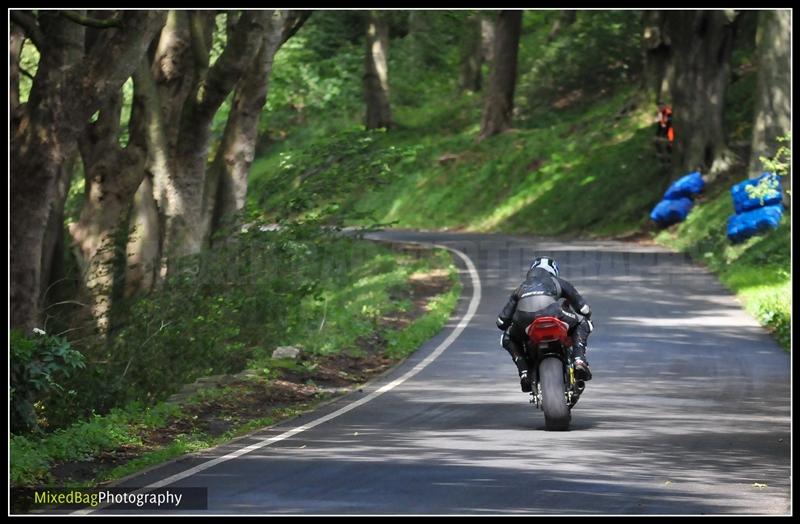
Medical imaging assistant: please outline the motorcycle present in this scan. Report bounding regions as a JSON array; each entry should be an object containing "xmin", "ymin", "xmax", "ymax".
[{"xmin": 524, "ymin": 316, "xmax": 585, "ymax": 431}]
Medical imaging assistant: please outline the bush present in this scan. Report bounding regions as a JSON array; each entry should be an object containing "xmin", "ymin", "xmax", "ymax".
[
  {"xmin": 10, "ymin": 330, "xmax": 86, "ymax": 434},
  {"xmin": 756, "ymin": 298, "xmax": 791, "ymax": 349},
  {"xmin": 36, "ymin": 219, "xmax": 407, "ymax": 429}
]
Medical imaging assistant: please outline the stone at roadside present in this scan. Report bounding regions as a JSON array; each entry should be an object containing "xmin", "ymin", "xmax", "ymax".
[{"xmin": 272, "ymin": 346, "xmax": 302, "ymax": 360}]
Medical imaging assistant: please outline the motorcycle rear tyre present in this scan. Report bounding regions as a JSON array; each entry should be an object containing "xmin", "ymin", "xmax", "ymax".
[{"xmin": 540, "ymin": 357, "xmax": 571, "ymax": 431}]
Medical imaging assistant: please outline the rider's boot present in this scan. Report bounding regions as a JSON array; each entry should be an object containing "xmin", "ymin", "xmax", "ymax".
[
  {"xmin": 516, "ymin": 358, "xmax": 532, "ymax": 392},
  {"xmin": 571, "ymin": 343, "xmax": 592, "ymax": 381},
  {"xmin": 503, "ymin": 331, "xmax": 532, "ymax": 392},
  {"xmin": 571, "ymin": 322, "xmax": 592, "ymax": 381}
]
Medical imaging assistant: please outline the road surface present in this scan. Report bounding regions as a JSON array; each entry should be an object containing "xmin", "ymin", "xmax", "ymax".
[{"xmin": 92, "ymin": 230, "xmax": 791, "ymax": 515}]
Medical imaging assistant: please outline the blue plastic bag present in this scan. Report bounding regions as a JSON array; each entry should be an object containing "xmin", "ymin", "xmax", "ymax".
[
  {"xmin": 650, "ymin": 197, "xmax": 694, "ymax": 226},
  {"xmin": 663, "ymin": 171, "xmax": 705, "ymax": 200},
  {"xmin": 726, "ymin": 204, "xmax": 784, "ymax": 243},
  {"xmin": 731, "ymin": 173, "xmax": 784, "ymax": 214}
]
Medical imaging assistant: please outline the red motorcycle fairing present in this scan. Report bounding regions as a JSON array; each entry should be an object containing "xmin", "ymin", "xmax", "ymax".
[{"xmin": 526, "ymin": 316, "xmax": 572, "ymax": 347}]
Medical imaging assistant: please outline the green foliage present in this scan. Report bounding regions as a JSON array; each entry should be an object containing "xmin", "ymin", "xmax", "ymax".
[
  {"xmin": 12, "ymin": 242, "xmax": 459, "ymax": 486},
  {"xmin": 35, "ymin": 217, "xmax": 456, "ymax": 432},
  {"xmin": 745, "ymin": 173, "xmax": 783, "ymax": 205},
  {"xmin": 754, "ymin": 296, "xmax": 791, "ymax": 349},
  {"xmin": 759, "ymin": 134, "xmax": 791, "ymax": 179},
  {"xmin": 253, "ymin": 11, "xmax": 658, "ymax": 238},
  {"xmin": 117, "ymin": 77, "xmax": 135, "ymax": 147},
  {"xmin": 337, "ymin": 87, "xmax": 660, "ymax": 237},
  {"xmin": 384, "ymin": 257, "xmax": 461, "ymax": 359},
  {"xmin": 517, "ymin": 10, "xmax": 643, "ymax": 116},
  {"xmin": 10, "ymin": 402, "xmax": 180, "ymax": 486},
  {"xmin": 10, "ymin": 330, "xmax": 86, "ymax": 434},
  {"xmin": 266, "ymin": 14, "xmax": 364, "ymax": 123},
  {"xmin": 389, "ymin": 12, "xmax": 464, "ymax": 107},
  {"xmin": 250, "ymin": 127, "xmax": 416, "ymax": 223},
  {"xmin": 209, "ymin": 12, "xmax": 228, "ymax": 67},
  {"xmin": 72, "ymin": 224, "xmax": 340, "ymax": 412},
  {"xmin": 17, "ymin": 37, "xmax": 40, "ymax": 104}
]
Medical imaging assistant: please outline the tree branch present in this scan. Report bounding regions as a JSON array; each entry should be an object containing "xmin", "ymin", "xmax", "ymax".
[
  {"xmin": 189, "ymin": 11, "xmax": 211, "ymax": 72},
  {"xmin": 19, "ymin": 67, "xmax": 35, "ymax": 80},
  {"xmin": 61, "ymin": 10, "xmax": 123, "ymax": 28},
  {"xmin": 10, "ymin": 11, "xmax": 44, "ymax": 49},
  {"xmin": 197, "ymin": 11, "xmax": 268, "ymax": 116},
  {"xmin": 280, "ymin": 10, "xmax": 312, "ymax": 46}
]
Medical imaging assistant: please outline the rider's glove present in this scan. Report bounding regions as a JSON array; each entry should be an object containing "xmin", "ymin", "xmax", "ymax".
[
  {"xmin": 579, "ymin": 304, "xmax": 592, "ymax": 319},
  {"xmin": 496, "ymin": 316, "xmax": 510, "ymax": 331}
]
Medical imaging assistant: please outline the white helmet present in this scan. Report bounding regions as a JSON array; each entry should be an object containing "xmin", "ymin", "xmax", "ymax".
[{"xmin": 530, "ymin": 256, "xmax": 559, "ymax": 277}]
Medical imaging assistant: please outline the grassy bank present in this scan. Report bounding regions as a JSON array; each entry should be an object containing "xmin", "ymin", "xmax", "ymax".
[
  {"xmin": 250, "ymin": 88, "xmax": 666, "ymax": 238},
  {"xmin": 655, "ymin": 185, "xmax": 791, "ymax": 350},
  {"xmin": 11, "ymin": 242, "xmax": 461, "ymax": 488}
]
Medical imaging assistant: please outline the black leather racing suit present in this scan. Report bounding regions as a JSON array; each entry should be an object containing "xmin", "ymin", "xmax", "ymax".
[{"xmin": 497, "ymin": 267, "xmax": 592, "ymax": 376}]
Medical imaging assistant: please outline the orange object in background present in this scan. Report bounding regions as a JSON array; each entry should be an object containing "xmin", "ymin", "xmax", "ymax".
[{"xmin": 657, "ymin": 105, "xmax": 674, "ymax": 142}]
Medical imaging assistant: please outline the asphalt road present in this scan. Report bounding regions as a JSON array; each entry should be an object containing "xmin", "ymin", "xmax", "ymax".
[{"xmin": 92, "ymin": 230, "xmax": 791, "ymax": 515}]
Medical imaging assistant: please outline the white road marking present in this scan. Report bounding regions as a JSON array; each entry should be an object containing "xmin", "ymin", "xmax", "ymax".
[{"xmin": 72, "ymin": 243, "xmax": 481, "ymax": 514}]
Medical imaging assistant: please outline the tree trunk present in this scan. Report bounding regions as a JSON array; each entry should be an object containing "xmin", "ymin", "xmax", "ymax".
[
  {"xmin": 479, "ymin": 10, "xmax": 523, "ymax": 141},
  {"xmin": 667, "ymin": 10, "xmax": 739, "ymax": 177},
  {"xmin": 459, "ymin": 14, "xmax": 483, "ymax": 93},
  {"xmin": 548, "ymin": 10, "xmax": 576, "ymax": 41},
  {"xmin": 126, "ymin": 176, "xmax": 161, "ymax": 297},
  {"xmin": 71, "ymin": 88, "xmax": 147, "ymax": 335},
  {"xmin": 407, "ymin": 11, "xmax": 426, "ymax": 65},
  {"xmin": 480, "ymin": 15, "xmax": 495, "ymax": 64},
  {"xmin": 10, "ymin": 11, "xmax": 165, "ymax": 332},
  {"xmin": 207, "ymin": 11, "xmax": 297, "ymax": 243},
  {"xmin": 125, "ymin": 10, "xmax": 194, "ymax": 294},
  {"xmin": 162, "ymin": 11, "xmax": 269, "ymax": 267},
  {"xmin": 10, "ymin": 24, "xmax": 24, "ymax": 124},
  {"xmin": 364, "ymin": 11, "xmax": 393, "ymax": 130},
  {"xmin": 641, "ymin": 10, "xmax": 674, "ymax": 104},
  {"xmin": 748, "ymin": 10, "xmax": 791, "ymax": 180},
  {"xmin": 40, "ymin": 153, "xmax": 76, "ymax": 307},
  {"xmin": 152, "ymin": 10, "xmax": 195, "ymax": 158}
]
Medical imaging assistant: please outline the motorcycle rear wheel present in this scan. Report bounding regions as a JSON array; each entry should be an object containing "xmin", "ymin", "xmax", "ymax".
[{"xmin": 539, "ymin": 357, "xmax": 571, "ymax": 431}]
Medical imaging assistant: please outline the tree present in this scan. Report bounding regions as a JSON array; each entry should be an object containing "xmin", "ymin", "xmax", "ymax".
[
  {"xmin": 69, "ymin": 64, "xmax": 153, "ymax": 335},
  {"xmin": 748, "ymin": 10, "xmax": 791, "ymax": 180},
  {"xmin": 207, "ymin": 11, "xmax": 312, "ymax": 242},
  {"xmin": 459, "ymin": 13, "xmax": 483, "ymax": 93},
  {"xmin": 125, "ymin": 10, "xmax": 195, "ymax": 295},
  {"xmin": 480, "ymin": 15, "xmax": 495, "ymax": 64},
  {"xmin": 162, "ymin": 11, "xmax": 270, "ymax": 267},
  {"xmin": 478, "ymin": 10, "xmax": 523, "ymax": 140},
  {"xmin": 364, "ymin": 11, "xmax": 393, "ymax": 130},
  {"xmin": 10, "ymin": 10, "xmax": 166, "ymax": 333},
  {"xmin": 641, "ymin": 10, "xmax": 674, "ymax": 104},
  {"xmin": 9, "ymin": 24, "xmax": 25, "ymax": 125},
  {"xmin": 665, "ymin": 10, "xmax": 740, "ymax": 177},
  {"xmin": 39, "ymin": 154, "xmax": 76, "ymax": 309}
]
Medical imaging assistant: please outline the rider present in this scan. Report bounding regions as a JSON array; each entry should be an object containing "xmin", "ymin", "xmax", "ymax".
[{"xmin": 496, "ymin": 256, "xmax": 594, "ymax": 392}]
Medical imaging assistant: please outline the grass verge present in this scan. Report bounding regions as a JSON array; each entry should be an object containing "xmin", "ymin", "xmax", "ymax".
[
  {"xmin": 10, "ymin": 242, "xmax": 461, "ymax": 496},
  {"xmin": 655, "ymin": 183, "xmax": 791, "ymax": 351}
]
